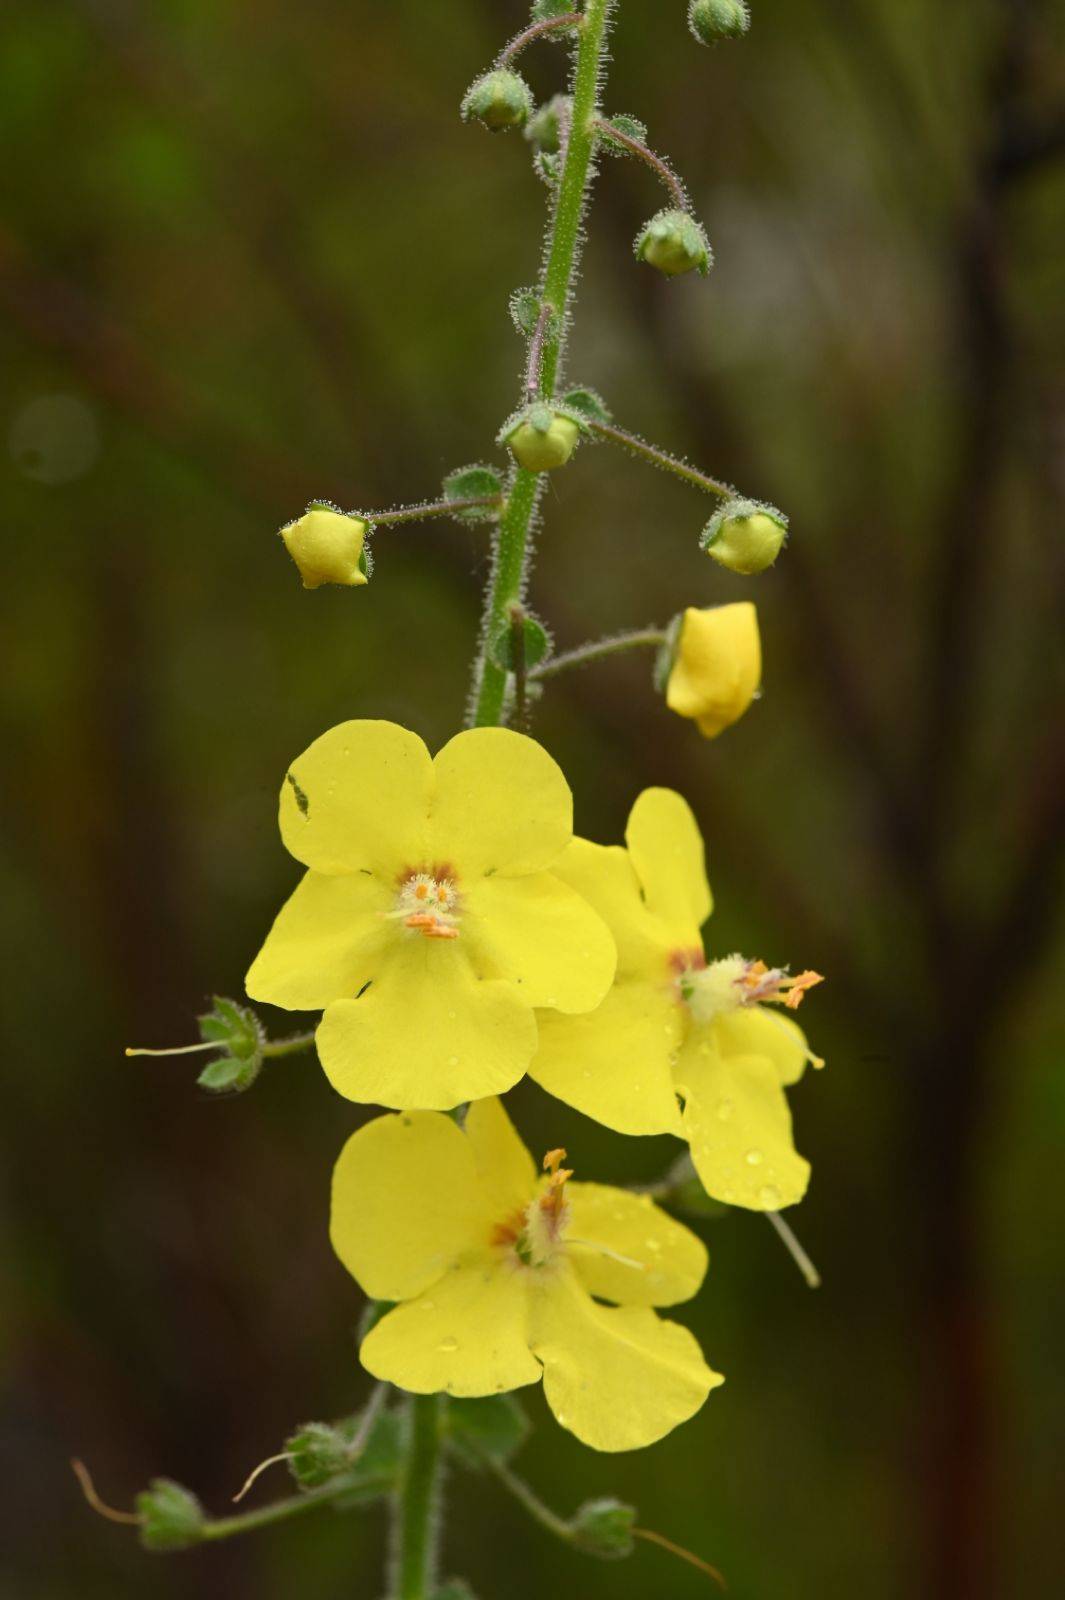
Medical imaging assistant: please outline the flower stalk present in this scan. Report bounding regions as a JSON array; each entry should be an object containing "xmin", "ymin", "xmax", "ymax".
[
  {"xmin": 472, "ymin": 0, "xmax": 617, "ymax": 728},
  {"xmin": 393, "ymin": 1395, "xmax": 445, "ymax": 1600}
]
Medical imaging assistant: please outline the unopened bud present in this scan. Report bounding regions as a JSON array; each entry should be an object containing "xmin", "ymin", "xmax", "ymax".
[
  {"xmin": 571, "ymin": 1498, "xmax": 636, "ymax": 1560},
  {"xmin": 525, "ymin": 95, "xmax": 569, "ymax": 154},
  {"xmin": 663, "ymin": 602, "xmax": 762, "ymax": 739},
  {"xmin": 503, "ymin": 406, "xmax": 580, "ymax": 472},
  {"xmin": 136, "ymin": 1480, "xmax": 205, "ymax": 1552},
  {"xmin": 461, "ymin": 69, "xmax": 534, "ymax": 133},
  {"xmin": 689, "ymin": 0, "xmax": 751, "ymax": 43},
  {"xmin": 635, "ymin": 208, "xmax": 712, "ymax": 277},
  {"xmin": 702, "ymin": 497, "xmax": 787, "ymax": 575},
  {"xmin": 281, "ymin": 506, "xmax": 369, "ymax": 591}
]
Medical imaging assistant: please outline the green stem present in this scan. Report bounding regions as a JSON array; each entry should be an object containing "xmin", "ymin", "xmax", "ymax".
[
  {"xmin": 593, "ymin": 117, "xmax": 688, "ymax": 209},
  {"xmin": 496, "ymin": 12, "xmax": 584, "ymax": 67},
  {"xmin": 393, "ymin": 1394, "xmax": 444, "ymax": 1600},
  {"xmin": 588, "ymin": 419, "xmax": 733, "ymax": 497},
  {"xmin": 471, "ymin": 0, "xmax": 616, "ymax": 728},
  {"xmin": 261, "ymin": 1031, "xmax": 316, "ymax": 1059},
  {"xmin": 531, "ymin": 627, "xmax": 667, "ymax": 682},
  {"xmin": 372, "ymin": 496, "xmax": 501, "ymax": 527},
  {"xmin": 200, "ymin": 1482, "xmax": 355, "ymax": 1544},
  {"xmin": 475, "ymin": 1451, "xmax": 576, "ymax": 1548}
]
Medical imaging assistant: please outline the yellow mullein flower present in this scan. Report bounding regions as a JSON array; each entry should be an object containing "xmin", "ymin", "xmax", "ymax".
[
  {"xmin": 246, "ymin": 721, "xmax": 616, "ymax": 1110},
  {"xmin": 331, "ymin": 1097, "xmax": 722, "ymax": 1452},
  {"xmin": 665, "ymin": 602, "xmax": 761, "ymax": 738},
  {"xmin": 530, "ymin": 788, "xmax": 823, "ymax": 1211},
  {"xmin": 281, "ymin": 507, "xmax": 369, "ymax": 590}
]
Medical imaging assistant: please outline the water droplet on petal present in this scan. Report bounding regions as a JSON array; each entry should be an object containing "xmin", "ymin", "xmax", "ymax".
[
  {"xmin": 645, "ymin": 1237, "xmax": 662, "ymax": 1253},
  {"xmin": 447, "ymin": 1055, "xmax": 460, "ymax": 1067},
  {"xmin": 438, "ymin": 1336, "xmax": 459, "ymax": 1353},
  {"xmin": 745, "ymin": 1148, "xmax": 763, "ymax": 1166},
  {"xmin": 759, "ymin": 1184, "xmax": 782, "ymax": 1208}
]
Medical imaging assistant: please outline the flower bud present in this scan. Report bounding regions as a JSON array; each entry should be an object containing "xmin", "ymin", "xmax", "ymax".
[
  {"xmin": 286, "ymin": 1422, "xmax": 353, "ymax": 1489},
  {"xmin": 135, "ymin": 1480, "xmax": 205, "ymax": 1552},
  {"xmin": 461, "ymin": 69, "xmax": 534, "ymax": 133},
  {"xmin": 689, "ymin": 0, "xmax": 751, "ymax": 43},
  {"xmin": 503, "ymin": 407, "xmax": 580, "ymax": 472},
  {"xmin": 663, "ymin": 602, "xmax": 761, "ymax": 739},
  {"xmin": 281, "ymin": 506, "xmax": 369, "ymax": 591},
  {"xmin": 635, "ymin": 208, "xmax": 712, "ymax": 277},
  {"xmin": 525, "ymin": 94, "xmax": 569, "ymax": 154},
  {"xmin": 702, "ymin": 497, "xmax": 787, "ymax": 575},
  {"xmin": 571, "ymin": 1498, "xmax": 636, "ymax": 1560}
]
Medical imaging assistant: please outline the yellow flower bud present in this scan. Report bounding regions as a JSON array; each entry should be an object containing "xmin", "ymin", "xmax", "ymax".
[
  {"xmin": 702, "ymin": 497, "xmax": 787, "ymax": 575},
  {"xmin": 665, "ymin": 603, "xmax": 761, "ymax": 739},
  {"xmin": 505, "ymin": 411, "xmax": 580, "ymax": 472},
  {"xmin": 280, "ymin": 507, "xmax": 369, "ymax": 591}
]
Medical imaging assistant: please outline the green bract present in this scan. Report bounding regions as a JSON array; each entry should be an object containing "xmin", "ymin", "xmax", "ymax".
[
  {"xmin": 635, "ymin": 208, "xmax": 712, "ymax": 277},
  {"xmin": 461, "ymin": 69, "xmax": 534, "ymax": 132}
]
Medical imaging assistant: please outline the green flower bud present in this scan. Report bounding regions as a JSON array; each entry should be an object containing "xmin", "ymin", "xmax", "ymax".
[
  {"xmin": 286, "ymin": 1422, "xmax": 353, "ymax": 1490},
  {"xmin": 689, "ymin": 0, "xmax": 751, "ymax": 43},
  {"xmin": 702, "ymin": 497, "xmax": 788, "ymax": 574},
  {"xmin": 635, "ymin": 208, "xmax": 712, "ymax": 277},
  {"xmin": 525, "ymin": 95, "xmax": 569, "ymax": 154},
  {"xmin": 461, "ymin": 70, "xmax": 534, "ymax": 133},
  {"xmin": 281, "ymin": 505, "xmax": 369, "ymax": 590},
  {"xmin": 571, "ymin": 1498, "xmax": 636, "ymax": 1560},
  {"xmin": 136, "ymin": 1480, "xmax": 205, "ymax": 1552},
  {"xmin": 503, "ymin": 406, "xmax": 580, "ymax": 472}
]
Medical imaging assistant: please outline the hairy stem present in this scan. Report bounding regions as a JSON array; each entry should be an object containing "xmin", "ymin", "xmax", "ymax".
[
  {"xmin": 201, "ymin": 1482, "xmax": 351, "ymax": 1543},
  {"xmin": 261, "ymin": 1031, "xmax": 316, "ymax": 1059},
  {"xmin": 588, "ymin": 419, "xmax": 732, "ymax": 497},
  {"xmin": 531, "ymin": 627, "xmax": 667, "ymax": 681},
  {"xmin": 372, "ymin": 496, "xmax": 501, "ymax": 527},
  {"xmin": 393, "ymin": 1394, "xmax": 444, "ymax": 1600},
  {"xmin": 592, "ymin": 117, "xmax": 688, "ymax": 208},
  {"xmin": 471, "ymin": 0, "xmax": 616, "ymax": 728},
  {"xmin": 496, "ymin": 12, "xmax": 584, "ymax": 68}
]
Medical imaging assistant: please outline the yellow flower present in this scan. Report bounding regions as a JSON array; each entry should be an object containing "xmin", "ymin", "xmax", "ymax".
[
  {"xmin": 280, "ymin": 507, "xmax": 369, "ymax": 590},
  {"xmin": 530, "ymin": 788, "xmax": 824, "ymax": 1211},
  {"xmin": 246, "ymin": 721, "xmax": 616, "ymax": 1109},
  {"xmin": 665, "ymin": 603, "xmax": 761, "ymax": 739},
  {"xmin": 331, "ymin": 1097, "xmax": 722, "ymax": 1452}
]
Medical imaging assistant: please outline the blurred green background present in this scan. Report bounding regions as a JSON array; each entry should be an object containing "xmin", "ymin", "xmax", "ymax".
[{"xmin": 2, "ymin": 1, "xmax": 1063, "ymax": 1596}]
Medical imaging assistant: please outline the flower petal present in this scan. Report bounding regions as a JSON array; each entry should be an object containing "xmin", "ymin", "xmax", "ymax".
[
  {"xmin": 330, "ymin": 1112, "xmax": 482, "ymax": 1302},
  {"xmin": 529, "ymin": 1265, "xmax": 721, "ymax": 1452},
  {"xmin": 465, "ymin": 872, "xmax": 616, "ymax": 1014},
  {"xmin": 551, "ymin": 838, "xmax": 676, "ymax": 977},
  {"xmin": 361, "ymin": 1255, "xmax": 541, "ymax": 1397},
  {"xmin": 625, "ymin": 788, "xmax": 712, "ymax": 937},
  {"xmin": 280, "ymin": 720, "xmax": 433, "ymax": 877},
  {"xmin": 245, "ymin": 870, "xmax": 391, "ymax": 1010},
  {"xmin": 529, "ymin": 983, "xmax": 683, "ymax": 1136},
  {"xmin": 316, "ymin": 939, "xmax": 536, "ymax": 1110},
  {"xmin": 464, "ymin": 1098, "xmax": 537, "ymax": 1219},
  {"xmin": 712, "ymin": 1006, "xmax": 817, "ymax": 1087},
  {"xmin": 429, "ymin": 727, "xmax": 572, "ymax": 878},
  {"xmin": 566, "ymin": 1183, "xmax": 707, "ymax": 1307},
  {"xmin": 675, "ymin": 1035, "xmax": 810, "ymax": 1210}
]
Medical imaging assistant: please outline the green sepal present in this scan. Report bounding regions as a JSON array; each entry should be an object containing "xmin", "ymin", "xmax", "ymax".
[
  {"xmin": 561, "ymin": 386, "xmax": 612, "ymax": 425},
  {"xmin": 490, "ymin": 612, "xmax": 552, "ymax": 673},
  {"xmin": 442, "ymin": 464, "xmax": 504, "ymax": 523},
  {"xmin": 287, "ymin": 1408, "xmax": 403, "ymax": 1504},
  {"xmin": 652, "ymin": 612, "xmax": 683, "ymax": 695},
  {"xmin": 533, "ymin": 150, "xmax": 561, "ymax": 186},
  {"xmin": 571, "ymin": 1498, "xmax": 637, "ymax": 1560},
  {"xmin": 136, "ymin": 1479, "xmax": 205, "ymax": 1552},
  {"xmin": 445, "ymin": 1395, "xmax": 531, "ymax": 1469},
  {"xmin": 598, "ymin": 113, "xmax": 648, "ymax": 153},
  {"xmin": 196, "ymin": 998, "xmax": 264, "ymax": 1094}
]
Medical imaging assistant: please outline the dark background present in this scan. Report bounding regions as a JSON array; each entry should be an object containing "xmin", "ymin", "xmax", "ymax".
[{"xmin": 2, "ymin": 1, "xmax": 1063, "ymax": 1596}]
